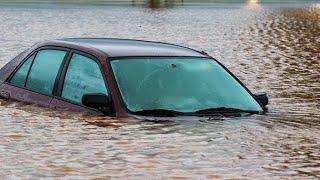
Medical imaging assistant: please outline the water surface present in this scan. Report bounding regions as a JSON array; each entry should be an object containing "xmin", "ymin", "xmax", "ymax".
[{"xmin": 0, "ymin": 1, "xmax": 319, "ymax": 179}]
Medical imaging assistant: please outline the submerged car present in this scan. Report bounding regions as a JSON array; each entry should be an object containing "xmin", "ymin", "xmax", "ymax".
[{"xmin": 0, "ymin": 38, "xmax": 268, "ymax": 118}]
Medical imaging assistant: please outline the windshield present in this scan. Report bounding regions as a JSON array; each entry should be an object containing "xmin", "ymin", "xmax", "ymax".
[{"xmin": 110, "ymin": 57, "xmax": 263, "ymax": 113}]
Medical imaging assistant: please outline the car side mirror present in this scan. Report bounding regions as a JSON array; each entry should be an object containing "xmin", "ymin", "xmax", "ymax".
[
  {"xmin": 82, "ymin": 93, "xmax": 111, "ymax": 113},
  {"xmin": 254, "ymin": 92, "xmax": 269, "ymax": 107}
]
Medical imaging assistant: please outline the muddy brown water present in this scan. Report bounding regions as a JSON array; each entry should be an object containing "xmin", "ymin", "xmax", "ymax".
[{"xmin": 0, "ymin": 2, "xmax": 319, "ymax": 179}]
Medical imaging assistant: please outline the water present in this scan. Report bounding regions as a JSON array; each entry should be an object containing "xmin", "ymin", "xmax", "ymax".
[{"xmin": 0, "ymin": 1, "xmax": 319, "ymax": 179}]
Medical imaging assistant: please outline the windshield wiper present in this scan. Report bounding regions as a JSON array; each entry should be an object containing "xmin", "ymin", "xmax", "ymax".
[
  {"xmin": 132, "ymin": 107, "xmax": 257, "ymax": 117},
  {"xmin": 194, "ymin": 107, "xmax": 256, "ymax": 115},
  {"xmin": 132, "ymin": 109, "xmax": 187, "ymax": 117}
]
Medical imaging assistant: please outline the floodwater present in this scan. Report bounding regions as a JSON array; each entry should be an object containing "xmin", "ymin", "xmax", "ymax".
[{"xmin": 0, "ymin": 1, "xmax": 319, "ymax": 179}]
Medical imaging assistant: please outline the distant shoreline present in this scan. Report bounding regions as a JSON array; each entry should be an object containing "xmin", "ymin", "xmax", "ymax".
[
  {"xmin": 0, "ymin": 1, "xmax": 318, "ymax": 9},
  {"xmin": 0, "ymin": 0, "xmax": 319, "ymax": 7}
]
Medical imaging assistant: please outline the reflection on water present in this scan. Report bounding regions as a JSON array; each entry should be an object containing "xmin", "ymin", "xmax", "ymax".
[
  {"xmin": 0, "ymin": 1, "xmax": 319, "ymax": 179},
  {"xmin": 146, "ymin": 0, "xmax": 174, "ymax": 8}
]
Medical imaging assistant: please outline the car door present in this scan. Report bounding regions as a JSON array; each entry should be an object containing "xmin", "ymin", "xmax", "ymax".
[
  {"xmin": 50, "ymin": 51, "xmax": 110, "ymax": 115},
  {"xmin": 0, "ymin": 48, "xmax": 68, "ymax": 107}
]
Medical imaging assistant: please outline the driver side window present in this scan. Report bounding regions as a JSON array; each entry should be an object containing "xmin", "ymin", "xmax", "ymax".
[{"xmin": 61, "ymin": 53, "xmax": 108, "ymax": 104}]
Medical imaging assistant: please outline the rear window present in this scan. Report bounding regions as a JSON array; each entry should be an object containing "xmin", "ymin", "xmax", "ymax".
[
  {"xmin": 26, "ymin": 50, "xmax": 66, "ymax": 95},
  {"xmin": 10, "ymin": 54, "xmax": 36, "ymax": 87}
]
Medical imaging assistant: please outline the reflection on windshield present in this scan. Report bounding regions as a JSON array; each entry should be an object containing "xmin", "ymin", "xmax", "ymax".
[{"xmin": 111, "ymin": 57, "xmax": 263, "ymax": 113}]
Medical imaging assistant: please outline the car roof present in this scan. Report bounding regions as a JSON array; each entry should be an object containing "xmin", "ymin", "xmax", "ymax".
[{"xmin": 54, "ymin": 38, "xmax": 208, "ymax": 58}]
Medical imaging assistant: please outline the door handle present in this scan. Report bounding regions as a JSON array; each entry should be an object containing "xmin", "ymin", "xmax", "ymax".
[{"xmin": 0, "ymin": 91, "xmax": 10, "ymax": 99}]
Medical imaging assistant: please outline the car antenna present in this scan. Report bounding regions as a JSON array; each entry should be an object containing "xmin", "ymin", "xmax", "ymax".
[{"xmin": 200, "ymin": 50, "xmax": 208, "ymax": 55}]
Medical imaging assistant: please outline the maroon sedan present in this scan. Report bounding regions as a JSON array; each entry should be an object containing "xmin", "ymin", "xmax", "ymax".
[{"xmin": 0, "ymin": 38, "xmax": 268, "ymax": 118}]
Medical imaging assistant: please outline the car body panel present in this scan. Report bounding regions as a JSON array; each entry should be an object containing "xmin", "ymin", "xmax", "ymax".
[
  {"xmin": 0, "ymin": 83, "xmax": 52, "ymax": 107},
  {"xmin": 49, "ymin": 98, "xmax": 103, "ymax": 115},
  {"xmin": 58, "ymin": 38, "xmax": 207, "ymax": 58}
]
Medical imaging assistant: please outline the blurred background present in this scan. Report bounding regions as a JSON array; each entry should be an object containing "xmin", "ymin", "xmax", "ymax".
[
  {"xmin": 0, "ymin": 0, "xmax": 319, "ymax": 179},
  {"xmin": 0, "ymin": 0, "xmax": 319, "ymax": 7}
]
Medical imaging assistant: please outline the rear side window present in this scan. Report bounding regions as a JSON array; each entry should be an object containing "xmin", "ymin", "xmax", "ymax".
[
  {"xmin": 26, "ymin": 50, "xmax": 66, "ymax": 95},
  {"xmin": 10, "ymin": 54, "xmax": 35, "ymax": 87},
  {"xmin": 61, "ymin": 53, "xmax": 108, "ymax": 104}
]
